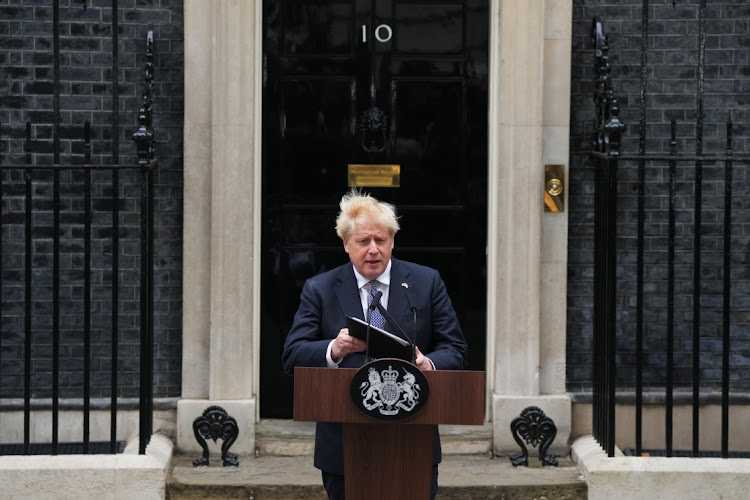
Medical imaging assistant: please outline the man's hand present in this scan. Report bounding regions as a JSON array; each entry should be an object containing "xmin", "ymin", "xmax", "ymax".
[
  {"xmin": 330, "ymin": 328, "xmax": 367, "ymax": 359},
  {"xmin": 414, "ymin": 346, "xmax": 434, "ymax": 371}
]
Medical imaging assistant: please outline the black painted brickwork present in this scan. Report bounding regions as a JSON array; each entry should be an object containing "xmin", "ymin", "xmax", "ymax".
[
  {"xmin": 569, "ymin": 1, "xmax": 750, "ymax": 393},
  {"xmin": 0, "ymin": 0, "xmax": 183, "ymax": 399}
]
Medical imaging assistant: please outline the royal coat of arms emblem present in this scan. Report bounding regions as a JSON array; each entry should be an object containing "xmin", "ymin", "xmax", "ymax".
[{"xmin": 350, "ymin": 358, "xmax": 430, "ymax": 421}]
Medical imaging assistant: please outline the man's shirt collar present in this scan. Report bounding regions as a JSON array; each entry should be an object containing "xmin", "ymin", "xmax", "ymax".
[{"xmin": 353, "ymin": 259, "xmax": 392, "ymax": 290}]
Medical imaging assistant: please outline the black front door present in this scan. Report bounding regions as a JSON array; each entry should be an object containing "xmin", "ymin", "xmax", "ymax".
[{"xmin": 261, "ymin": 0, "xmax": 489, "ymax": 418}]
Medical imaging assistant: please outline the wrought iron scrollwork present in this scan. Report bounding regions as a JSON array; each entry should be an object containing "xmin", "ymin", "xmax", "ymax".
[
  {"xmin": 592, "ymin": 18, "xmax": 625, "ymax": 156},
  {"xmin": 509, "ymin": 406, "xmax": 558, "ymax": 467},
  {"xmin": 192, "ymin": 406, "xmax": 240, "ymax": 467}
]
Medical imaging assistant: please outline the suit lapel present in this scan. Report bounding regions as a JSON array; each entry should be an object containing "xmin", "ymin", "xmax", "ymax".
[
  {"xmin": 334, "ymin": 265, "xmax": 364, "ymax": 320},
  {"xmin": 388, "ymin": 258, "xmax": 412, "ymax": 339}
]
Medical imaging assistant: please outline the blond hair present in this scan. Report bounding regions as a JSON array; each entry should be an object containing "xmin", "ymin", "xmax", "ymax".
[{"xmin": 335, "ymin": 189, "xmax": 400, "ymax": 241}]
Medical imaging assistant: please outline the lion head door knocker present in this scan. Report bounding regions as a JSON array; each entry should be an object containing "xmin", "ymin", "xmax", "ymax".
[{"xmin": 359, "ymin": 76, "xmax": 390, "ymax": 153}]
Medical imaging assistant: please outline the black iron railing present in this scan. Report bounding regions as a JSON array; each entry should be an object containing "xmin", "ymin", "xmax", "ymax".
[
  {"xmin": 590, "ymin": 17, "xmax": 623, "ymax": 459},
  {"xmin": 591, "ymin": 14, "xmax": 750, "ymax": 458},
  {"xmin": 0, "ymin": 27, "xmax": 155, "ymax": 456}
]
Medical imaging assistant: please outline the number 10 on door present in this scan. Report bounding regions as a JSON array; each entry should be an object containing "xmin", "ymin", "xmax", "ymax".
[{"xmin": 362, "ymin": 24, "xmax": 392, "ymax": 43}]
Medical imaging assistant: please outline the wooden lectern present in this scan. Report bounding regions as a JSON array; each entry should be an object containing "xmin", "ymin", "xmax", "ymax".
[{"xmin": 294, "ymin": 366, "xmax": 485, "ymax": 499}]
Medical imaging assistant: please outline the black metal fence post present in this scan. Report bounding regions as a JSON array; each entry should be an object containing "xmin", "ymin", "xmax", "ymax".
[
  {"xmin": 591, "ymin": 18, "xmax": 624, "ymax": 458},
  {"xmin": 134, "ymin": 31, "xmax": 156, "ymax": 456}
]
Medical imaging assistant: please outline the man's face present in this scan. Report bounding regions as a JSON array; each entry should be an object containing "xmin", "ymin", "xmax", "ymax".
[{"xmin": 343, "ymin": 218, "xmax": 394, "ymax": 280}]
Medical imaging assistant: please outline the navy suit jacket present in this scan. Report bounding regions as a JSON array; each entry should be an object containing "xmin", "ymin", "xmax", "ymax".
[{"xmin": 282, "ymin": 257, "xmax": 468, "ymax": 475}]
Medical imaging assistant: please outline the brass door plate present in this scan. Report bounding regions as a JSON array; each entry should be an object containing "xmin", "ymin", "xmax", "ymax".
[
  {"xmin": 348, "ymin": 164, "xmax": 401, "ymax": 188},
  {"xmin": 544, "ymin": 164, "xmax": 565, "ymax": 212}
]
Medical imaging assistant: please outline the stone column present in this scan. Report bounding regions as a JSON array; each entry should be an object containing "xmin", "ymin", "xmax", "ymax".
[
  {"xmin": 540, "ymin": 0, "xmax": 573, "ymax": 403},
  {"xmin": 488, "ymin": 0, "xmax": 572, "ymax": 456},
  {"xmin": 177, "ymin": 0, "xmax": 261, "ymax": 455}
]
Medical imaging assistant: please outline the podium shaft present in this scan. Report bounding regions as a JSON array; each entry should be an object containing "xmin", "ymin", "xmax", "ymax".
[{"xmin": 343, "ymin": 423, "xmax": 434, "ymax": 500}]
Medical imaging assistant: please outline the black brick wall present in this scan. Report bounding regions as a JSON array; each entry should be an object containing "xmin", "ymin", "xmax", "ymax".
[
  {"xmin": 569, "ymin": 0, "xmax": 750, "ymax": 393},
  {"xmin": 0, "ymin": 0, "xmax": 183, "ymax": 399}
]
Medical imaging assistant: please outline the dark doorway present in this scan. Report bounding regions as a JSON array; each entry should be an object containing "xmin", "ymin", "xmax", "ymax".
[{"xmin": 261, "ymin": 0, "xmax": 489, "ymax": 418}]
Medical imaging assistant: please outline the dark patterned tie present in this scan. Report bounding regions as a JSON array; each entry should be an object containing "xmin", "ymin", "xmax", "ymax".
[{"xmin": 368, "ymin": 280, "xmax": 386, "ymax": 330}]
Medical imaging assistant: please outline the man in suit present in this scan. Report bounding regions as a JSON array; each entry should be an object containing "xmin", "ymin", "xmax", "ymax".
[{"xmin": 282, "ymin": 189, "xmax": 468, "ymax": 500}]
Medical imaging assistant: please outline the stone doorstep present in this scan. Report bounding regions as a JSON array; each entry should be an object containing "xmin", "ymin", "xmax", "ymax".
[
  {"xmin": 171, "ymin": 421, "xmax": 587, "ymax": 499},
  {"xmin": 255, "ymin": 419, "xmax": 495, "ymax": 457},
  {"xmin": 167, "ymin": 453, "xmax": 587, "ymax": 500}
]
